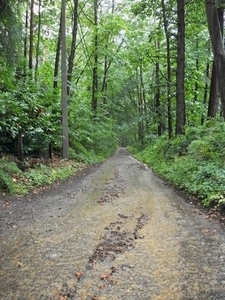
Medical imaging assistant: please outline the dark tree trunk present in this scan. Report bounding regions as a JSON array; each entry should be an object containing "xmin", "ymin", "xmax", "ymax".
[
  {"xmin": 207, "ymin": 60, "xmax": 219, "ymax": 118},
  {"xmin": 18, "ymin": 131, "xmax": 24, "ymax": 162},
  {"xmin": 175, "ymin": 0, "xmax": 186, "ymax": 135},
  {"xmin": 101, "ymin": 43, "xmax": 109, "ymax": 104},
  {"xmin": 50, "ymin": 7, "xmax": 63, "ymax": 158},
  {"xmin": 61, "ymin": 0, "xmax": 69, "ymax": 159},
  {"xmin": 140, "ymin": 64, "xmax": 149, "ymax": 135},
  {"xmin": 91, "ymin": 0, "xmax": 98, "ymax": 113},
  {"xmin": 162, "ymin": 0, "xmax": 172, "ymax": 138},
  {"xmin": 101, "ymin": 39, "xmax": 124, "ymax": 104},
  {"xmin": 35, "ymin": 0, "xmax": 41, "ymax": 82},
  {"xmin": 67, "ymin": 0, "xmax": 79, "ymax": 95},
  {"xmin": 24, "ymin": 8, "xmax": 28, "ymax": 71},
  {"xmin": 201, "ymin": 58, "xmax": 210, "ymax": 124},
  {"xmin": 137, "ymin": 68, "xmax": 144, "ymax": 145},
  {"xmin": 194, "ymin": 41, "xmax": 199, "ymax": 103},
  {"xmin": 155, "ymin": 61, "xmax": 161, "ymax": 136},
  {"xmin": 29, "ymin": 0, "xmax": 34, "ymax": 74},
  {"xmin": 53, "ymin": 10, "xmax": 62, "ymax": 89},
  {"xmin": 205, "ymin": 0, "xmax": 225, "ymax": 118}
]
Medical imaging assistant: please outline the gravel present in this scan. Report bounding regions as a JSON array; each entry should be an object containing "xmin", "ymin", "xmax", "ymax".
[{"xmin": 0, "ymin": 148, "xmax": 225, "ymax": 300}]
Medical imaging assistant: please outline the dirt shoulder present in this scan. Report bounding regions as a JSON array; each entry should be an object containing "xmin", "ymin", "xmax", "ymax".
[{"xmin": 1, "ymin": 148, "xmax": 225, "ymax": 300}]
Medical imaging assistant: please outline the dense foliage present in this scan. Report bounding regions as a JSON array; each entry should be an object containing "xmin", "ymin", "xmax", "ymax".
[
  {"xmin": 0, "ymin": 0, "xmax": 225, "ymax": 206},
  {"xmin": 130, "ymin": 121, "xmax": 225, "ymax": 208}
]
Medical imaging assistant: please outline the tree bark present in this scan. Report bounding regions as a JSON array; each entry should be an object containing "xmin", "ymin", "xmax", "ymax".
[
  {"xmin": 61, "ymin": 0, "xmax": 69, "ymax": 159},
  {"xmin": 18, "ymin": 131, "xmax": 24, "ymax": 162},
  {"xmin": 137, "ymin": 68, "xmax": 144, "ymax": 145},
  {"xmin": 162, "ymin": 0, "xmax": 172, "ymax": 138},
  {"xmin": 53, "ymin": 10, "xmax": 62, "ymax": 89},
  {"xmin": 201, "ymin": 58, "xmax": 210, "ymax": 124},
  {"xmin": 205, "ymin": 0, "xmax": 225, "ymax": 118},
  {"xmin": 207, "ymin": 60, "xmax": 219, "ymax": 118},
  {"xmin": 91, "ymin": 0, "xmax": 98, "ymax": 113},
  {"xmin": 155, "ymin": 60, "xmax": 161, "ymax": 136},
  {"xmin": 140, "ymin": 64, "xmax": 148, "ymax": 135},
  {"xmin": 35, "ymin": 0, "xmax": 41, "ymax": 82},
  {"xmin": 29, "ymin": 0, "xmax": 34, "ymax": 74},
  {"xmin": 175, "ymin": 0, "xmax": 186, "ymax": 135},
  {"xmin": 67, "ymin": 0, "xmax": 79, "ymax": 95},
  {"xmin": 101, "ymin": 39, "xmax": 124, "ymax": 104},
  {"xmin": 194, "ymin": 41, "xmax": 199, "ymax": 103},
  {"xmin": 24, "ymin": 8, "xmax": 28, "ymax": 72}
]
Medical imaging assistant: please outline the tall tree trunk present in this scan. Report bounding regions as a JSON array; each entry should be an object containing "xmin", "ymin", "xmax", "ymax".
[
  {"xmin": 91, "ymin": 0, "xmax": 98, "ymax": 113},
  {"xmin": 67, "ymin": 0, "xmax": 79, "ymax": 95},
  {"xmin": 201, "ymin": 58, "xmax": 210, "ymax": 124},
  {"xmin": 101, "ymin": 39, "xmax": 124, "ymax": 104},
  {"xmin": 155, "ymin": 60, "xmax": 161, "ymax": 136},
  {"xmin": 137, "ymin": 68, "xmax": 144, "ymax": 145},
  {"xmin": 194, "ymin": 41, "xmax": 199, "ymax": 103},
  {"xmin": 35, "ymin": 0, "xmax": 41, "ymax": 82},
  {"xmin": 18, "ymin": 131, "xmax": 24, "ymax": 162},
  {"xmin": 207, "ymin": 60, "xmax": 219, "ymax": 118},
  {"xmin": 162, "ymin": 0, "xmax": 172, "ymax": 139},
  {"xmin": 101, "ymin": 44, "xmax": 109, "ymax": 105},
  {"xmin": 111, "ymin": 0, "xmax": 115, "ymax": 13},
  {"xmin": 24, "ymin": 8, "xmax": 28, "ymax": 73},
  {"xmin": 29, "ymin": 0, "xmax": 34, "ymax": 75},
  {"xmin": 61, "ymin": 0, "xmax": 69, "ymax": 159},
  {"xmin": 53, "ymin": 10, "xmax": 62, "ymax": 89},
  {"xmin": 205, "ymin": 0, "xmax": 225, "ymax": 118},
  {"xmin": 175, "ymin": 0, "xmax": 186, "ymax": 135},
  {"xmin": 140, "ymin": 64, "xmax": 148, "ymax": 135}
]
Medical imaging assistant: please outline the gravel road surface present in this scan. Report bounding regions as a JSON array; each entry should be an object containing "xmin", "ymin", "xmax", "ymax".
[{"xmin": 0, "ymin": 148, "xmax": 225, "ymax": 300}]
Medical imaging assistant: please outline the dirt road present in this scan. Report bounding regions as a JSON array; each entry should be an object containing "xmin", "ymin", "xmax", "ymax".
[{"xmin": 0, "ymin": 148, "xmax": 225, "ymax": 300}]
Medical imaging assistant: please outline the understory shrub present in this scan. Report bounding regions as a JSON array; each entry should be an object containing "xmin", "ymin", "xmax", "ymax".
[
  {"xmin": 131, "ymin": 122, "xmax": 225, "ymax": 208},
  {"xmin": 0, "ymin": 156, "xmax": 83, "ymax": 195},
  {"xmin": 0, "ymin": 158, "xmax": 22, "ymax": 194}
]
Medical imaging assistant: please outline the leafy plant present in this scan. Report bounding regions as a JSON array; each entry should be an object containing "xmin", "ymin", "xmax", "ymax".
[
  {"xmin": 131, "ymin": 122, "xmax": 225, "ymax": 208},
  {"xmin": 0, "ymin": 158, "xmax": 22, "ymax": 194}
]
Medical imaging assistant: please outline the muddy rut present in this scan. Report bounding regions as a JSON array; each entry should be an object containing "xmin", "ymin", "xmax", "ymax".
[{"xmin": 0, "ymin": 148, "xmax": 225, "ymax": 300}]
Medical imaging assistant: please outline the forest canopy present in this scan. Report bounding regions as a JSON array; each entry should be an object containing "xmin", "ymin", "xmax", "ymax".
[{"xmin": 1, "ymin": 0, "xmax": 225, "ymax": 207}]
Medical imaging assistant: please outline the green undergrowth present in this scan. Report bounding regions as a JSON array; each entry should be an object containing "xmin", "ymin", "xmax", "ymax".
[
  {"xmin": 0, "ymin": 156, "xmax": 86, "ymax": 196},
  {"xmin": 0, "ymin": 140, "xmax": 116, "ymax": 196},
  {"xmin": 129, "ymin": 121, "xmax": 225, "ymax": 208}
]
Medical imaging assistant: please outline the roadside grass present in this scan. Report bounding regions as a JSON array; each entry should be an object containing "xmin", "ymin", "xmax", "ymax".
[
  {"xmin": 128, "ymin": 121, "xmax": 225, "ymax": 209},
  {"xmin": 0, "ymin": 140, "xmax": 117, "ymax": 196},
  {"xmin": 0, "ymin": 156, "xmax": 86, "ymax": 196}
]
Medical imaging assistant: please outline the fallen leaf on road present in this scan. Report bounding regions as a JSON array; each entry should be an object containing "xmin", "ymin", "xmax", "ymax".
[
  {"xmin": 202, "ymin": 228, "xmax": 209, "ymax": 234},
  {"xmin": 99, "ymin": 284, "xmax": 105, "ymax": 289},
  {"xmin": 100, "ymin": 273, "xmax": 110, "ymax": 280},
  {"xmin": 75, "ymin": 271, "xmax": 85, "ymax": 278}
]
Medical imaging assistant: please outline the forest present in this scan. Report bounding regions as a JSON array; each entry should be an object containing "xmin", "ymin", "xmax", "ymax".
[{"xmin": 0, "ymin": 0, "xmax": 225, "ymax": 209}]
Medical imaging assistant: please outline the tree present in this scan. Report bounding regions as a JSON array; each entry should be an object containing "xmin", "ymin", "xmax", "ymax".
[
  {"xmin": 67, "ymin": 0, "xmax": 79, "ymax": 95},
  {"xmin": 0, "ymin": 0, "xmax": 23, "ymax": 68},
  {"xmin": 29, "ymin": 0, "xmax": 34, "ymax": 75},
  {"xmin": 161, "ymin": 0, "xmax": 172, "ymax": 138},
  {"xmin": 207, "ymin": 60, "xmax": 219, "ymax": 118},
  {"xmin": 205, "ymin": 0, "xmax": 225, "ymax": 118},
  {"xmin": 35, "ymin": 0, "xmax": 42, "ymax": 81},
  {"xmin": 175, "ymin": 0, "xmax": 185, "ymax": 135},
  {"xmin": 91, "ymin": 0, "xmax": 99, "ymax": 113},
  {"xmin": 61, "ymin": 0, "xmax": 69, "ymax": 159}
]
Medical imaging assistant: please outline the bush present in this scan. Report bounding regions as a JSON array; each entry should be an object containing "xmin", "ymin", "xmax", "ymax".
[
  {"xmin": 0, "ymin": 158, "xmax": 22, "ymax": 194},
  {"xmin": 130, "ymin": 122, "xmax": 225, "ymax": 208}
]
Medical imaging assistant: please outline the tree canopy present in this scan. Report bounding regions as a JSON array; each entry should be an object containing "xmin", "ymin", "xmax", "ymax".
[{"xmin": 0, "ymin": 0, "xmax": 224, "ymax": 162}]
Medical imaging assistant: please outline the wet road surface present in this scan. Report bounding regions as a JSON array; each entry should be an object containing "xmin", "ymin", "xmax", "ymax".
[{"xmin": 0, "ymin": 148, "xmax": 225, "ymax": 299}]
